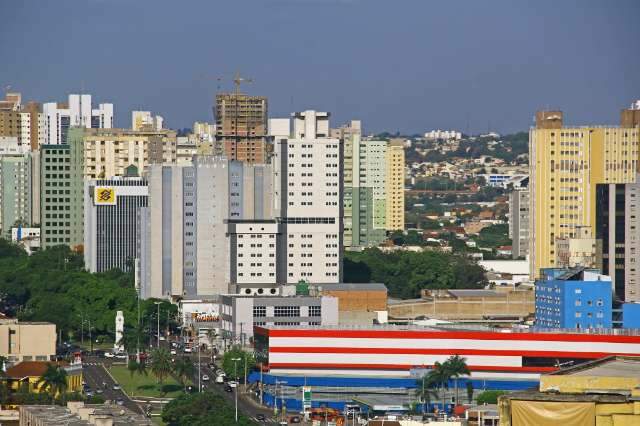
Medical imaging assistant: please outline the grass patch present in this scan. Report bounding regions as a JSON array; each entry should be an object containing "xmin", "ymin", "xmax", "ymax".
[{"xmin": 108, "ymin": 365, "xmax": 187, "ymax": 398}]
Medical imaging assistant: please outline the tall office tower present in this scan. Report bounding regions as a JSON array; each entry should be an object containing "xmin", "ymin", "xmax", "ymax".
[
  {"xmin": 40, "ymin": 128, "xmax": 85, "ymax": 250},
  {"xmin": 343, "ymin": 134, "xmax": 389, "ymax": 249},
  {"xmin": 509, "ymin": 187, "xmax": 530, "ymax": 259},
  {"xmin": 271, "ymin": 110, "xmax": 343, "ymax": 283},
  {"xmin": 385, "ymin": 139, "xmax": 405, "ymax": 231},
  {"xmin": 0, "ymin": 138, "xmax": 32, "ymax": 237},
  {"xmin": 43, "ymin": 94, "xmax": 113, "ymax": 145},
  {"xmin": 131, "ymin": 111, "xmax": 164, "ymax": 131},
  {"xmin": 139, "ymin": 157, "xmax": 273, "ymax": 299},
  {"xmin": 529, "ymin": 110, "xmax": 640, "ymax": 279},
  {"xmin": 84, "ymin": 175, "xmax": 148, "ymax": 273},
  {"xmin": 82, "ymin": 128, "xmax": 177, "ymax": 179},
  {"xmin": 215, "ymin": 92, "xmax": 268, "ymax": 163}
]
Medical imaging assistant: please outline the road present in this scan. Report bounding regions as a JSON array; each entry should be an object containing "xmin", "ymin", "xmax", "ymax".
[
  {"xmin": 82, "ymin": 360, "xmax": 143, "ymax": 415},
  {"xmin": 190, "ymin": 354, "xmax": 281, "ymax": 425}
]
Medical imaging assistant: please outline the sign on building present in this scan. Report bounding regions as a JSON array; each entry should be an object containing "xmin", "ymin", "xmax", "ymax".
[
  {"xmin": 303, "ymin": 386, "xmax": 312, "ymax": 411},
  {"xmin": 94, "ymin": 186, "xmax": 116, "ymax": 205}
]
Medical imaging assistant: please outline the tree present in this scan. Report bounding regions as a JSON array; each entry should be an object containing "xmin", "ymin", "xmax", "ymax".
[
  {"xmin": 173, "ymin": 357, "xmax": 195, "ymax": 391},
  {"xmin": 466, "ymin": 381, "xmax": 474, "ymax": 404},
  {"xmin": 36, "ymin": 364, "xmax": 68, "ymax": 402},
  {"xmin": 416, "ymin": 374, "xmax": 439, "ymax": 414},
  {"xmin": 127, "ymin": 360, "xmax": 148, "ymax": 379},
  {"xmin": 162, "ymin": 391, "xmax": 255, "ymax": 425},
  {"xmin": 444, "ymin": 355, "xmax": 470, "ymax": 405},
  {"xmin": 222, "ymin": 347, "xmax": 255, "ymax": 381},
  {"xmin": 150, "ymin": 348, "xmax": 173, "ymax": 385},
  {"xmin": 476, "ymin": 390, "xmax": 507, "ymax": 405},
  {"xmin": 425, "ymin": 361, "xmax": 451, "ymax": 412}
]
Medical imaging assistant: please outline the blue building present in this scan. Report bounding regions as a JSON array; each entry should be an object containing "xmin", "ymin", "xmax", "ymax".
[
  {"xmin": 622, "ymin": 303, "xmax": 640, "ymax": 329},
  {"xmin": 535, "ymin": 268, "xmax": 612, "ymax": 329}
]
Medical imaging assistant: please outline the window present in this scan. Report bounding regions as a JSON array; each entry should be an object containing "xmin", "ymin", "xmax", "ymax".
[
  {"xmin": 274, "ymin": 306, "xmax": 300, "ymax": 317},
  {"xmin": 309, "ymin": 306, "xmax": 321, "ymax": 317},
  {"xmin": 253, "ymin": 306, "xmax": 266, "ymax": 318}
]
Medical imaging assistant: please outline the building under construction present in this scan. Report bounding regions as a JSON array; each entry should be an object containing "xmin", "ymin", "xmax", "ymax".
[{"xmin": 215, "ymin": 92, "xmax": 268, "ymax": 163}]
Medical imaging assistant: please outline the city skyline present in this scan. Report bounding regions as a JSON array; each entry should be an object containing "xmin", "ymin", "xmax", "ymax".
[{"xmin": 1, "ymin": 0, "xmax": 639, "ymax": 134}]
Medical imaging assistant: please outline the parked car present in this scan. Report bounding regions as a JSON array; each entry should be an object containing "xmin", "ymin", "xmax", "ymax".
[
  {"xmin": 215, "ymin": 375, "xmax": 225, "ymax": 384},
  {"xmin": 202, "ymin": 374, "xmax": 209, "ymax": 382},
  {"xmin": 170, "ymin": 349, "xmax": 177, "ymax": 355}
]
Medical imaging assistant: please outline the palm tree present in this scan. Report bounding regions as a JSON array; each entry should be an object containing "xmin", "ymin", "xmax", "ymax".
[
  {"xmin": 150, "ymin": 348, "xmax": 172, "ymax": 385},
  {"xmin": 427, "ymin": 361, "xmax": 451, "ymax": 414},
  {"xmin": 36, "ymin": 364, "xmax": 68, "ymax": 402},
  {"xmin": 122, "ymin": 324, "xmax": 146, "ymax": 364},
  {"xmin": 444, "ymin": 355, "xmax": 470, "ymax": 405},
  {"xmin": 173, "ymin": 357, "xmax": 195, "ymax": 391},
  {"xmin": 127, "ymin": 360, "xmax": 148, "ymax": 378},
  {"xmin": 416, "ymin": 373, "xmax": 439, "ymax": 414}
]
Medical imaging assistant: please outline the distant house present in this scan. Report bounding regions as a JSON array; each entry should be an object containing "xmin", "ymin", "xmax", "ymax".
[{"xmin": 497, "ymin": 245, "xmax": 513, "ymax": 257}]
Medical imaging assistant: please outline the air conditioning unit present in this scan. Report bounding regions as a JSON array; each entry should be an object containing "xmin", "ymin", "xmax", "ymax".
[{"xmin": 239, "ymin": 287, "xmax": 280, "ymax": 296}]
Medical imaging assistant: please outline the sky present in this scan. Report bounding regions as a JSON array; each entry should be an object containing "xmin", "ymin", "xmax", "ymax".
[{"xmin": 1, "ymin": 0, "xmax": 639, "ymax": 134}]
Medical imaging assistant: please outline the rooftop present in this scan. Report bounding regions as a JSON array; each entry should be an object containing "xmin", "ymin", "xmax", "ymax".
[
  {"xmin": 6, "ymin": 361, "xmax": 70, "ymax": 379},
  {"xmin": 20, "ymin": 402, "xmax": 152, "ymax": 425},
  {"xmin": 548, "ymin": 356, "xmax": 640, "ymax": 379},
  {"xmin": 318, "ymin": 283, "xmax": 387, "ymax": 292}
]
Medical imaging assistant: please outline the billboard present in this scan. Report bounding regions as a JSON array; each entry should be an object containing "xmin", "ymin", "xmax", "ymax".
[{"xmin": 94, "ymin": 186, "xmax": 116, "ymax": 205}]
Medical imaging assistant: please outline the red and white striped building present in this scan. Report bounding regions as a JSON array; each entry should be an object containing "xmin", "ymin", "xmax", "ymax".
[{"xmin": 254, "ymin": 326, "xmax": 640, "ymax": 381}]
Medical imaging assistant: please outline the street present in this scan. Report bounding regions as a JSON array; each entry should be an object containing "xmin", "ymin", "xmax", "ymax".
[{"xmin": 82, "ymin": 360, "xmax": 143, "ymax": 415}]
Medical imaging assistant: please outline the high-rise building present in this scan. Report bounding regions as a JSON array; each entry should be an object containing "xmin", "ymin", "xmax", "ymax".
[
  {"xmin": 385, "ymin": 139, "xmax": 405, "ymax": 231},
  {"xmin": 0, "ymin": 93, "xmax": 43, "ymax": 151},
  {"xmin": 343, "ymin": 134, "xmax": 389, "ymax": 249},
  {"xmin": 40, "ymin": 128, "xmax": 84, "ymax": 250},
  {"xmin": 330, "ymin": 120, "xmax": 362, "ymax": 140},
  {"xmin": 131, "ymin": 111, "xmax": 164, "ymax": 131},
  {"xmin": 529, "ymin": 110, "xmax": 640, "ymax": 278},
  {"xmin": 271, "ymin": 110, "xmax": 343, "ymax": 283},
  {"xmin": 509, "ymin": 188, "xmax": 530, "ymax": 259},
  {"xmin": 139, "ymin": 157, "xmax": 273, "ymax": 299},
  {"xmin": 0, "ymin": 139, "xmax": 33, "ymax": 237},
  {"xmin": 84, "ymin": 175, "xmax": 148, "ymax": 273},
  {"xmin": 215, "ymin": 92, "xmax": 267, "ymax": 163},
  {"xmin": 43, "ymin": 94, "xmax": 113, "ymax": 145},
  {"xmin": 82, "ymin": 128, "xmax": 177, "ymax": 179}
]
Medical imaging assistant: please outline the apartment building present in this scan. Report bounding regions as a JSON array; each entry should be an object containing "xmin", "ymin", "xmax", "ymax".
[
  {"xmin": 0, "ymin": 138, "xmax": 37, "ymax": 237},
  {"xmin": 0, "ymin": 93, "xmax": 44, "ymax": 150},
  {"xmin": 385, "ymin": 138, "xmax": 405, "ymax": 231},
  {"xmin": 139, "ymin": 157, "xmax": 273, "ymax": 299},
  {"xmin": 529, "ymin": 110, "xmax": 640, "ymax": 279},
  {"xmin": 0, "ymin": 317, "xmax": 56, "ymax": 364},
  {"xmin": 40, "ymin": 128, "xmax": 85, "ymax": 250},
  {"xmin": 509, "ymin": 188, "xmax": 530, "ymax": 259},
  {"xmin": 82, "ymin": 128, "xmax": 177, "ymax": 178},
  {"xmin": 271, "ymin": 110, "xmax": 343, "ymax": 284},
  {"xmin": 215, "ymin": 92, "xmax": 268, "ymax": 163},
  {"xmin": 84, "ymin": 176, "xmax": 148, "ymax": 273},
  {"xmin": 42, "ymin": 94, "xmax": 113, "ymax": 145},
  {"xmin": 343, "ymin": 134, "xmax": 388, "ymax": 248}
]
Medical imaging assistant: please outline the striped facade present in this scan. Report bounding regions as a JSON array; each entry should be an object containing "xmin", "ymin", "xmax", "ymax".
[{"xmin": 255, "ymin": 326, "xmax": 640, "ymax": 381}]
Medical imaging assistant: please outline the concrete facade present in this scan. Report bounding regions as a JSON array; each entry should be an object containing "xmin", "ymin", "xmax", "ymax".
[
  {"xmin": 0, "ymin": 318, "xmax": 56, "ymax": 364},
  {"xmin": 508, "ymin": 189, "xmax": 529, "ymax": 259},
  {"xmin": 0, "ymin": 143, "xmax": 33, "ymax": 237},
  {"xmin": 43, "ymin": 94, "xmax": 113, "ymax": 145}
]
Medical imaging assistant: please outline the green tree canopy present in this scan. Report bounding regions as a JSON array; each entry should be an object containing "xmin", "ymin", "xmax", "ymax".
[
  {"xmin": 162, "ymin": 392, "xmax": 255, "ymax": 425},
  {"xmin": 222, "ymin": 347, "xmax": 255, "ymax": 380}
]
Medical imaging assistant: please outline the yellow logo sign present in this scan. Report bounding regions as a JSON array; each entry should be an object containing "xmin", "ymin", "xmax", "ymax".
[{"xmin": 95, "ymin": 187, "xmax": 116, "ymax": 205}]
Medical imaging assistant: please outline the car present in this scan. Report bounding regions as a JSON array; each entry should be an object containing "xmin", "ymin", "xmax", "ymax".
[
  {"xmin": 202, "ymin": 374, "xmax": 209, "ymax": 382},
  {"xmin": 112, "ymin": 384, "xmax": 121, "ymax": 391},
  {"xmin": 224, "ymin": 385, "xmax": 233, "ymax": 392},
  {"xmin": 85, "ymin": 390, "xmax": 94, "ymax": 397},
  {"xmin": 170, "ymin": 349, "xmax": 176, "ymax": 355},
  {"xmin": 104, "ymin": 352, "xmax": 114, "ymax": 358},
  {"xmin": 228, "ymin": 381, "xmax": 238, "ymax": 388},
  {"xmin": 216, "ymin": 370, "xmax": 225, "ymax": 376},
  {"xmin": 116, "ymin": 398, "xmax": 124, "ymax": 406},
  {"xmin": 171, "ymin": 342, "xmax": 178, "ymax": 348},
  {"xmin": 215, "ymin": 375, "xmax": 225, "ymax": 384},
  {"xmin": 183, "ymin": 347, "xmax": 192, "ymax": 353},
  {"xmin": 115, "ymin": 353, "xmax": 127, "ymax": 359},
  {"xmin": 289, "ymin": 416, "xmax": 301, "ymax": 423},
  {"xmin": 95, "ymin": 389, "xmax": 104, "ymax": 394},
  {"xmin": 256, "ymin": 414, "xmax": 265, "ymax": 421},
  {"xmin": 159, "ymin": 336, "xmax": 166, "ymax": 341}
]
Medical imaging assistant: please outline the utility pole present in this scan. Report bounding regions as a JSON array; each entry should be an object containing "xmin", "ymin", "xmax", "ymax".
[
  {"xmin": 232, "ymin": 357, "xmax": 241, "ymax": 422},
  {"xmin": 154, "ymin": 302, "xmax": 161, "ymax": 348},
  {"xmin": 198, "ymin": 336, "xmax": 202, "ymax": 392}
]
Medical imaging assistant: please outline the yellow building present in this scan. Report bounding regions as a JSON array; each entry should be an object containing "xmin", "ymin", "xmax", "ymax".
[
  {"xmin": 499, "ymin": 355, "xmax": 640, "ymax": 426},
  {"xmin": 529, "ymin": 111, "xmax": 640, "ymax": 277},
  {"xmin": 0, "ymin": 317, "xmax": 56, "ymax": 364},
  {"xmin": 82, "ymin": 128, "xmax": 177, "ymax": 179},
  {"xmin": 385, "ymin": 138, "xmax": 405, "ymax": 231},
  {"xmin": 3, "ymin": 361, "xmax": 83, "ymax": 395}
]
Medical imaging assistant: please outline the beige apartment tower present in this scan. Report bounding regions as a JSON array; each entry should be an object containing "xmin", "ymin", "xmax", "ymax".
[
  {"xmin": 385, "ymin": 138, "xmax": 405, "ymax": 231},
  {"xmin": 215, "ymin": 93, "xmax": 268, "ymax": 163},
  {"xmin": 529, "ymin": 109, "xmax": 640, "ymax": 279}
]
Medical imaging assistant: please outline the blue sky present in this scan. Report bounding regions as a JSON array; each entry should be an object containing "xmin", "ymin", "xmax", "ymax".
[{"xmin": 1, "ymin": 0, "xmax": 639, "ymax": 134}]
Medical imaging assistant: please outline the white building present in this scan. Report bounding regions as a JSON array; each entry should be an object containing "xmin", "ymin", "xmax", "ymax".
[
  {"xmin": 272, "ymin": 111, "xmax": 343, "ymax": 283},
  {"xmin": 43, "ymin": 94, "xmax": 113, "ymax": 145},
  {"xmin": 424, "ymin": 129, "xmax": 462, "ymax": 141}
]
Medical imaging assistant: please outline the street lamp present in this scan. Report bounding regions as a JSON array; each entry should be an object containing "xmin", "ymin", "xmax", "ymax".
[
  {"xmin": 232, "ymin": 357, "xmax": 241, "ymax": 422},
  {"xmin": 154, "ymin": 302, "xmax": 162, "ymax": 348},
  {"xmin": 275, "ymin": 380, "xmax": 288, "ymax": 424}
]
